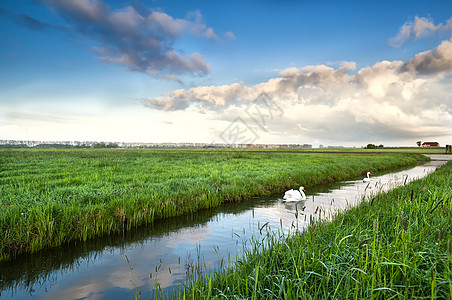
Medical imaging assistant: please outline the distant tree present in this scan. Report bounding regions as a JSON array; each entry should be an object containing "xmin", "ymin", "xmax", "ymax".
[
  {"xmin": 93, "ymin": 142, "xmax": 106, "ymax": 148},
  {"xmin": 416, "ymin": 141, "xmax": 422, "ymax": 147},
  {"xmin": 366, "ymin": 143, "xmax": 384, "ymax": 149},
  {"xmin": 107, "ymin": 142, "xmax": 119, "ymax": 148}
]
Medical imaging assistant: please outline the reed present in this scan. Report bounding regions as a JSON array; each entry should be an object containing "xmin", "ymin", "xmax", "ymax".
[
  {"xmin": 0, "ymin": 149, "xmax": 426, "ymax": 261},
  {"xmin": 175, "ymin": 161, "xmax": 452, "ymax": 299}
]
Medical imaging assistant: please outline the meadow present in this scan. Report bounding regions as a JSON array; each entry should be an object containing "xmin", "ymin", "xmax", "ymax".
[
  {"xmin": 221, "ymin": 147, "xmax": 447, "ymax": 154},
  {"xmin": 174, "ymin": 160, "xmax": 452, "ymax": 300},
  {"xmin": 0, "ymin": 149, "xmax": 427, "ymax": 261}
]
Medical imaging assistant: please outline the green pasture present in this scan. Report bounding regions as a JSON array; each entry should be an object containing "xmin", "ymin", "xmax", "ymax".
[{"xmin": 0, "ymin": 149, "xmax": 426, "ymax": 261}]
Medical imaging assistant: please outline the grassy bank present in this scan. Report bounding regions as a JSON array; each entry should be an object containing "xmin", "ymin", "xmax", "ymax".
[
  {"xmin": 0, "ymin": 149, "xmax": 426, "ymax": 261},
  {"xmin": 177, "ymin": 161, "xmax": 452, "ymax": 299}
]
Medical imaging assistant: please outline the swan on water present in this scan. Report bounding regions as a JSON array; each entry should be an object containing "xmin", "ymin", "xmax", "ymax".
[
  {"xmin": 363, "ymin": 172, "xmax": 372, "ymax": 182},
  {"xmin": 283, "ymin": 186, "xmax": 307, "ymax": 202}
]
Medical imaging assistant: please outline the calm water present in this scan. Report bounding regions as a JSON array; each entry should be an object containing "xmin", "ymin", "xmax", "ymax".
[{"xmin": 1, "ymin": 156, "xmax": 449, "ymax": 300}]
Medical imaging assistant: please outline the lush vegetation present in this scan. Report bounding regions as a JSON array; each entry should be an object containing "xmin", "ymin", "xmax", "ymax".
[
  {"xmin": 365, "ymin": 143, "xmax": 385, "ymax": 149},
  {"xmin": 0, "ymin": 149, "xmax": 426, "ymax": 261},
  {"xmin": 175, "ymin": 161, "xmax": 452, "ymax": 300},
  {"xmin": 303, "ymin": 147, "xmax": 446, "ymax": 154},
  {"xmin": 356, "ymin": 147, "xmax": 446, "ymax": 154}
]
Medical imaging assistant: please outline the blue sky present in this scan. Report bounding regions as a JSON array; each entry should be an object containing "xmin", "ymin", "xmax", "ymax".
[{"xmin": 1, "ymin": 0, "xmax": 452, "ymax": 146}]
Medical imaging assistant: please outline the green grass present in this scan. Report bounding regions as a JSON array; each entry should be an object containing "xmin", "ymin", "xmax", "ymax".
[
  {"xmin": 300, "ymin": 147, "xmax": 446, "ymax": 154},
  {"xmin": 175, "ymin": 161, "xmax": 452, "ymax": 300},
  {"xmin": 0, "ymin": 149, "xmax": 426, "ymax": 261},
  {"xmin": 205, "ymin": 147, "xmax": 447, "ymax": 154},
  {"xmin": 357, "ymin": 147, "xmax": 447, "ymax": 154}
]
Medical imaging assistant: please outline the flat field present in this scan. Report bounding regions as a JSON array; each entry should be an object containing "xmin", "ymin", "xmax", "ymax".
[
  {"xmin": 216, "ymin": 147, "xmax": 446, "ymax": 154},
  {"xmin": 0, "ymin": 149, "xmax": 426, "ymax": 261}
]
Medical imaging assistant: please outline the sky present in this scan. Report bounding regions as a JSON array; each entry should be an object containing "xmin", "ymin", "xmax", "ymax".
[{"xmin": 1, "ymin": 0, "xmax": 452, "ymax": 147}]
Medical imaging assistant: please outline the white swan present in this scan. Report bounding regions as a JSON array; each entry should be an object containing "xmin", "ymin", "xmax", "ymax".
[
  {"xmin": 363, "ymin": 172, "xmax": 372, "ymax": 182},
  {"xmin": 283, "ymin": 186, "xmax": 307, "ymax": 202}
]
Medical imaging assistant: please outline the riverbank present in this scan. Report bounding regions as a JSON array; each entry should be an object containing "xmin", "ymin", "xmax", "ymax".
[
  {"xmin": 176, "ymin": 159, "xmax": 452, "ymax": 299},
  {"xmin": 0, "ymin": 149, "xmax": 427, "ymax": 261}
]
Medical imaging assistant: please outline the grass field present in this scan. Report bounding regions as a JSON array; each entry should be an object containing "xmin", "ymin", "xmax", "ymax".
[
  {"xmin": 220, "ymin": 147, "xmax": 447, "ymax": 154},
  {"xmin": 0, "ymin": 149, "xmax": 427, "ymax": 261},
  {"xmin": 174, "ymin": 160, "xmax": 452, "ymax": 300}
]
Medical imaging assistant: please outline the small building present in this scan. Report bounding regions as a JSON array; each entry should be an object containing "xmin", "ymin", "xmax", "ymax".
[{"xmin": 422, "ymin": 142, "xmax": 440, "ymax": 147}]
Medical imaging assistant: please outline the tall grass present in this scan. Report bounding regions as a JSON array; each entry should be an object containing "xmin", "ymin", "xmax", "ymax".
[
  {"xmin": 0, "ymin": 149, "xmax": 426, "ymax": 261},
  {"xmin": 175, "ymin": 161, "xmax": 452, "ymax": 299}
]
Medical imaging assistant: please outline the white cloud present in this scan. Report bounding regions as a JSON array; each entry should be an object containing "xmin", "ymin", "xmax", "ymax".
[
  {"xmin": 389, "ymin": 16, "xmax": 452, "ymax": 47},
  {"xmin": 205, "ymin": 27, "xmax": 217, "ymax": 39},
  {"xmin": 224, "ymin": 31, "xmax": 236, "ymax": 40},
  {"xmin": 401, "ymin": 39, "xmax": 452, "ymax": 74},
  {"xmin": 33, "ymin": 0, "xmax": 223, "ymax": 80},
  {"xmin": 142, "ymin": 39, "xmax": 452, "ymax": 145}
]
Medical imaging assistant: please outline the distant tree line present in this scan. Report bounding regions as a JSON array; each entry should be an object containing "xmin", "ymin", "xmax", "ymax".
[
  {"xmin": 366, "ymin": 143, "xmax": 384, "ymax": 149},
  {"xmin": 0, "ymin": 140, "xmax": 316, "ymax": 149},
  {"xmin": 0, "ymin": 140, "xmax": 120, "ymax": 149}
]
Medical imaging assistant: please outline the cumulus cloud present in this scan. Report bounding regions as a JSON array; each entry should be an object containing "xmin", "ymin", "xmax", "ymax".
[
  {"xmin": 25, "ymin": 0, "xmax": 223, "ymax": 79},
  {"xmin": 142, "ymin": 61, "xmax": 358, "ymax": 111},
  {"xmin": 389, "ymin": 16, "xmax": 452, "ymax": 47},
  {"xmin": 143, "ymin": 39, "xmax": 452, "ymax": 143},
  {"xmin": 401, "ymin": 39, "xmax": 452, "ymax": 75},
  {"xmin": 224, "ymin": 31, "xmax": 236, "ymax": 40}
]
